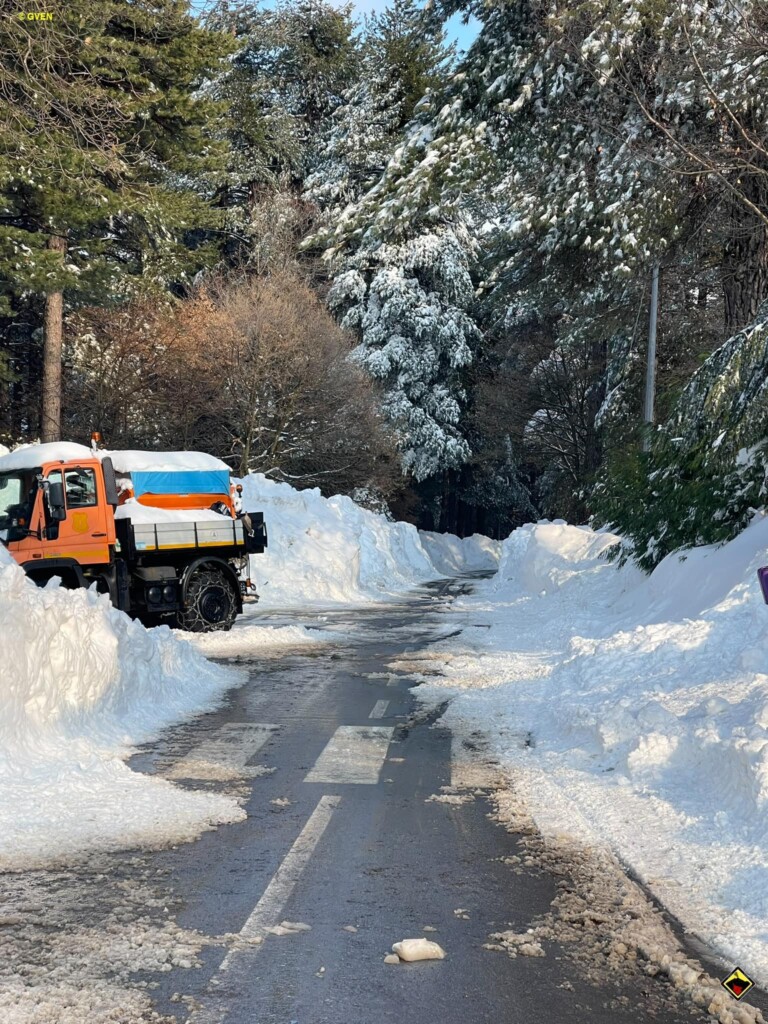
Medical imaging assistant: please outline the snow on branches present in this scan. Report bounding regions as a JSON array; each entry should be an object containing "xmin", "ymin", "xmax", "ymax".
[{"xmin": 329, "ymin": 229, "xmax": 479, "ymax": 480}]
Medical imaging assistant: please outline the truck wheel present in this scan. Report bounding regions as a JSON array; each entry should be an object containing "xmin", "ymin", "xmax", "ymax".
[{"xmin": 177, "ymin": 567, "xmax": 237, "ymax": 632}]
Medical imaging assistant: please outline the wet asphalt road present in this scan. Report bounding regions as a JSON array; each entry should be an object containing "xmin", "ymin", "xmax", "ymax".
[{"xmin": 119, "ymin": 578, "xmax": 713, "ymax": 1024}]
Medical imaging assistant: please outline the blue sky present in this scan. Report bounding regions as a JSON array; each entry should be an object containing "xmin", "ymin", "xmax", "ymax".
[
  {"xmin": 351, "ymin": 1, "xmax": 479, "ymax": 52},
  {"xmin": 191, "ymin": 1, "xmax": 479, "ymax": 54}
]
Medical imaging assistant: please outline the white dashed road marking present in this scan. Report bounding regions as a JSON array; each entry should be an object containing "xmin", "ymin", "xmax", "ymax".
[
  {"xmin": 168, "ymin": 723, "xmax": 278, "ymax": 780},
  {"xmin": 369, "ymin": 699, "xmax": 390, "ymax": 719},
  {"xmin": 304, "ymin": 725, "xmax": 394, "ymax": 784},
  {"xmin": 186, "ymin": 795, "xmax": 340, "ymax": 1024}
]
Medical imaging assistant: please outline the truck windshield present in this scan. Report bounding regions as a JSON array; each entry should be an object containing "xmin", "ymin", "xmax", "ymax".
[{"xmin": 0, "ymin": 470, "xmax": 37, "ymax": 537}]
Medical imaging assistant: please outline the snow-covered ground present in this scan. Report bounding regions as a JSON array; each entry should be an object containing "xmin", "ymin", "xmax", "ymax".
[
  {"xmin": 240, "ymin": 473, "xmax": 499, "ymax": 606},
  {"xmin": 9, "ymin": 447, "xmax": 768, "ymax": 993},
  {"xmin": 417, "ymin": 515, "xmax": 768, "ymax": 984},
  {"xmin": 0, "ymin": 544, "xmax": 250, "ymax": 870}
]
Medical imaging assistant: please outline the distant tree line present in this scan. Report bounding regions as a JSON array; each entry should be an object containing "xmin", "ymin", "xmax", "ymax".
[{"xmin": 2, "ymin": 0, "xmax": 768, "ymax": 551}]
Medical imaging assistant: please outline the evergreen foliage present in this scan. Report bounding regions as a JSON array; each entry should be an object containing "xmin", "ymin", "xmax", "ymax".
[
  {"xmin": 0, "ymin": 0, "xmax": 233, "ymax": 436},
  {"xmin": 2, "ymin": 0, "xmax": 768, "ymax": 544},
  {"xmin": 314, "ymin": 0, "xmax": 768, "ymax": 538},
  {"xmin": 328, "ymin": 227, "xmax": 479, "ymax": 480},
  {"xmin": 594, "ymin": 304, "xmax": 768, "ymax": 569},
  {"xmin": 305, "ymin": 0, "xmax": 453, "ymax": 214},
  {"xmin": 0, "ymin": 0, "xmax": 231, "ymax": 303}
]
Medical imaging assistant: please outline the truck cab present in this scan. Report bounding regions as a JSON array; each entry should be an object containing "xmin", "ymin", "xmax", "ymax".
[
  {"xmin": 0, "ymin": 443, "xmax": 266, "ymax": 632},
  {"xmin": 0, "ymin": 445, "xmax": 117, "ymax": 591}
]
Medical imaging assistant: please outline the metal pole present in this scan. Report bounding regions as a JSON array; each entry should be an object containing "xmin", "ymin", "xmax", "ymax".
[{"xmin": 642, "ymin": 263, "xmax": 659, "ymax": 452}]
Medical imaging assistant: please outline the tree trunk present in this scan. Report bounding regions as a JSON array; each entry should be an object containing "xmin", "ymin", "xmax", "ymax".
[
  {"xmin": 723, "ymin": 173, "xmax": 768, "ymax": 332},
  {"xmin": 41, "ymin": 234, "xmax": 67, "ymax": 443}
]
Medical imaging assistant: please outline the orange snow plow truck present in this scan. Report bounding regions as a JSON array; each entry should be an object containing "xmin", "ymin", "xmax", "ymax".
[{"xmin": 0, "ymin": 442, "xmax": 267, "ymax": 632}]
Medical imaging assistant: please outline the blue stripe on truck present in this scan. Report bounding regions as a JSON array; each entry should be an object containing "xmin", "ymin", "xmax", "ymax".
[{"xmin": 129, "ymin": 469, "xmax": 231, "ymax": 497}]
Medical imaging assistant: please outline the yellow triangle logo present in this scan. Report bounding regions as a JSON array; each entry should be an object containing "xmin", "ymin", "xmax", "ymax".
[{"xmin": 722, "ymin": 967, "xmax": 754, "ymax": 1000}]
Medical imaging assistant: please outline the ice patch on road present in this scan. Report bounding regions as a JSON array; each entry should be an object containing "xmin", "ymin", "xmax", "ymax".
[
  {"xmin": 426, "ymin": 792, "xmax": 472, "ymax": 805},
  {"xmin": 268, "ymin": 920, "xmax": 312, "ymax": 936},
  {"xmin": 0, "ymin": 855, "xmax": 218, "ymax": 1024},
  {"xmin": 485, "ymin": 931, "xmax": 545, "ymax": 957}
]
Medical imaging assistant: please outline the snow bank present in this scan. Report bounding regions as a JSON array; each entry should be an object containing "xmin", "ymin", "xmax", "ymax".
[
  {"xmin": 419, "ymin": 531, "xmax": 501, "ymax": 575},
  {"xmin": 240, "ymin": 474, "xmax": 499, "ymax": 607},
  {"xmin": 423, "ymin": 514, "xmax": 768, "ymax": 982},
  {"xmin": 0, "ymin": 547, "xmax": 245, "ymax": 870}
]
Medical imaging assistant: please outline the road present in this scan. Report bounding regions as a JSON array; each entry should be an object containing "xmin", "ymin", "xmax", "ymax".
[{"xmin": 0, "ymin": 578, "xmax": 750, "ymax": 1023}]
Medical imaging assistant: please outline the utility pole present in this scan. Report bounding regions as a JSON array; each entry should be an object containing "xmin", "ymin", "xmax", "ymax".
[{"xmin": 642, "ymin": 263, "xmax": 660, "ymax": 453}]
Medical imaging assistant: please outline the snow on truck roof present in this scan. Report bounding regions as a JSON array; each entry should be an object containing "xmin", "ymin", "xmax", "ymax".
[
  {"xmin": 105, "ymin": 450, "xmax": 230, "ymax": 473},
  {"xmin": 0, "ymin": 442, "xmax": 94, "ymax": 471},
  {"xmin": 0, "ymin": 444, "xmax": 230, "ymax": 474}
]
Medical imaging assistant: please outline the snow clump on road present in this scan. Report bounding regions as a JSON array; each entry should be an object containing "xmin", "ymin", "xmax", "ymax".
[
  {"xmin": 0, "ymin": 545, "xmax": 246, "ymax": 870},
  {"xmin": 179, "ymin": 622, "xmax": 321, "ymax": 658},
  {"xmin": 418, "ymin": 513, "xmax": 768, "ymax": 986}
]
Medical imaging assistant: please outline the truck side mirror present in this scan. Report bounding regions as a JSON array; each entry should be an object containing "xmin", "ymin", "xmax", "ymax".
[
  {"xmin": 758, "ymin": 567, "xmax": 768, "ymax": 604},
  {"xmin": 47, "ymin": 481, "xmax": 67, "ymax": 521},
  {"xmin": 101, "ymin": 457, "xmax": 119, "ymax": 507}
]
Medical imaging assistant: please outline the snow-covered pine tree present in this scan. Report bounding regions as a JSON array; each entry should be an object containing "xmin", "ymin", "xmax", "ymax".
[
  {"xmin": 306, "ymin": 0, "xmax": 453, "ymax": 216},
  {"xmin": 318, "ymin": 0, "xmax": 668, "ymax": 510},
  {"xmin": 391, "ymin": 0, "xmax": 761, "ymax": 521},
  {"xmin": 327, "ymin": 227, "xmax": 479, "ymax": 481},
  {"xmin": 307, "ymin": 3, "xmax": 479, "ymax": 488}
]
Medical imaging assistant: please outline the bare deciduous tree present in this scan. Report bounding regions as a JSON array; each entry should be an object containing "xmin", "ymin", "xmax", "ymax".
[{"xmin": 65, "ymin": 270, "xmax": 399, "ymax": 499}]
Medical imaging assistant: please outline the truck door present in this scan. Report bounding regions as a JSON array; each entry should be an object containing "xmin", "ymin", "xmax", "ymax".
[{"xmin": 45, "ymin": 465, "xmax": 112, "ymax": 566}]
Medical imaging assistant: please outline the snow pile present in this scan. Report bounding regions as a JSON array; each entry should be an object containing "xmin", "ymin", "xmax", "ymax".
[
  {"xmin": 422, "ymin": 515, "xmax": 768, "ymax": 982},
  {"xmin": 240, "ymin": 474, "xmax": 498, "ymax": 607},
  {"xmin": 0, "ymin": 546, "xmax": 245, "ymax": 870},
  {"xmin": 180, "ymin": 623, "xmax": 323, "ymax": 658},
  {"xmin": 419, "ymin": 531, "xmax": 500, "ymax": 575}
]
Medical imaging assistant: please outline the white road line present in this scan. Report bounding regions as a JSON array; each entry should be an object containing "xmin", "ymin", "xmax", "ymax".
[
  {"xmin": 187, "ymin": 795, "xmax": 340, "ymax": 1024},
  {"xmin": 304, "ymin": 725, "xmax": 394, "ymax": 784},
  {"xmin": 387, "ymin": 674, "xmax": 400, "ymax": 687},
  {"xmin": 167, "ymin": 723, "xmax": 278, "ymax": 780},
  {"xmin": 221, "ymin": 794, "xmax": 339, "ymax": 957},
  {"xmin": 369, "ymin": 699, "xmax": 390, "ymax": 719}
]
